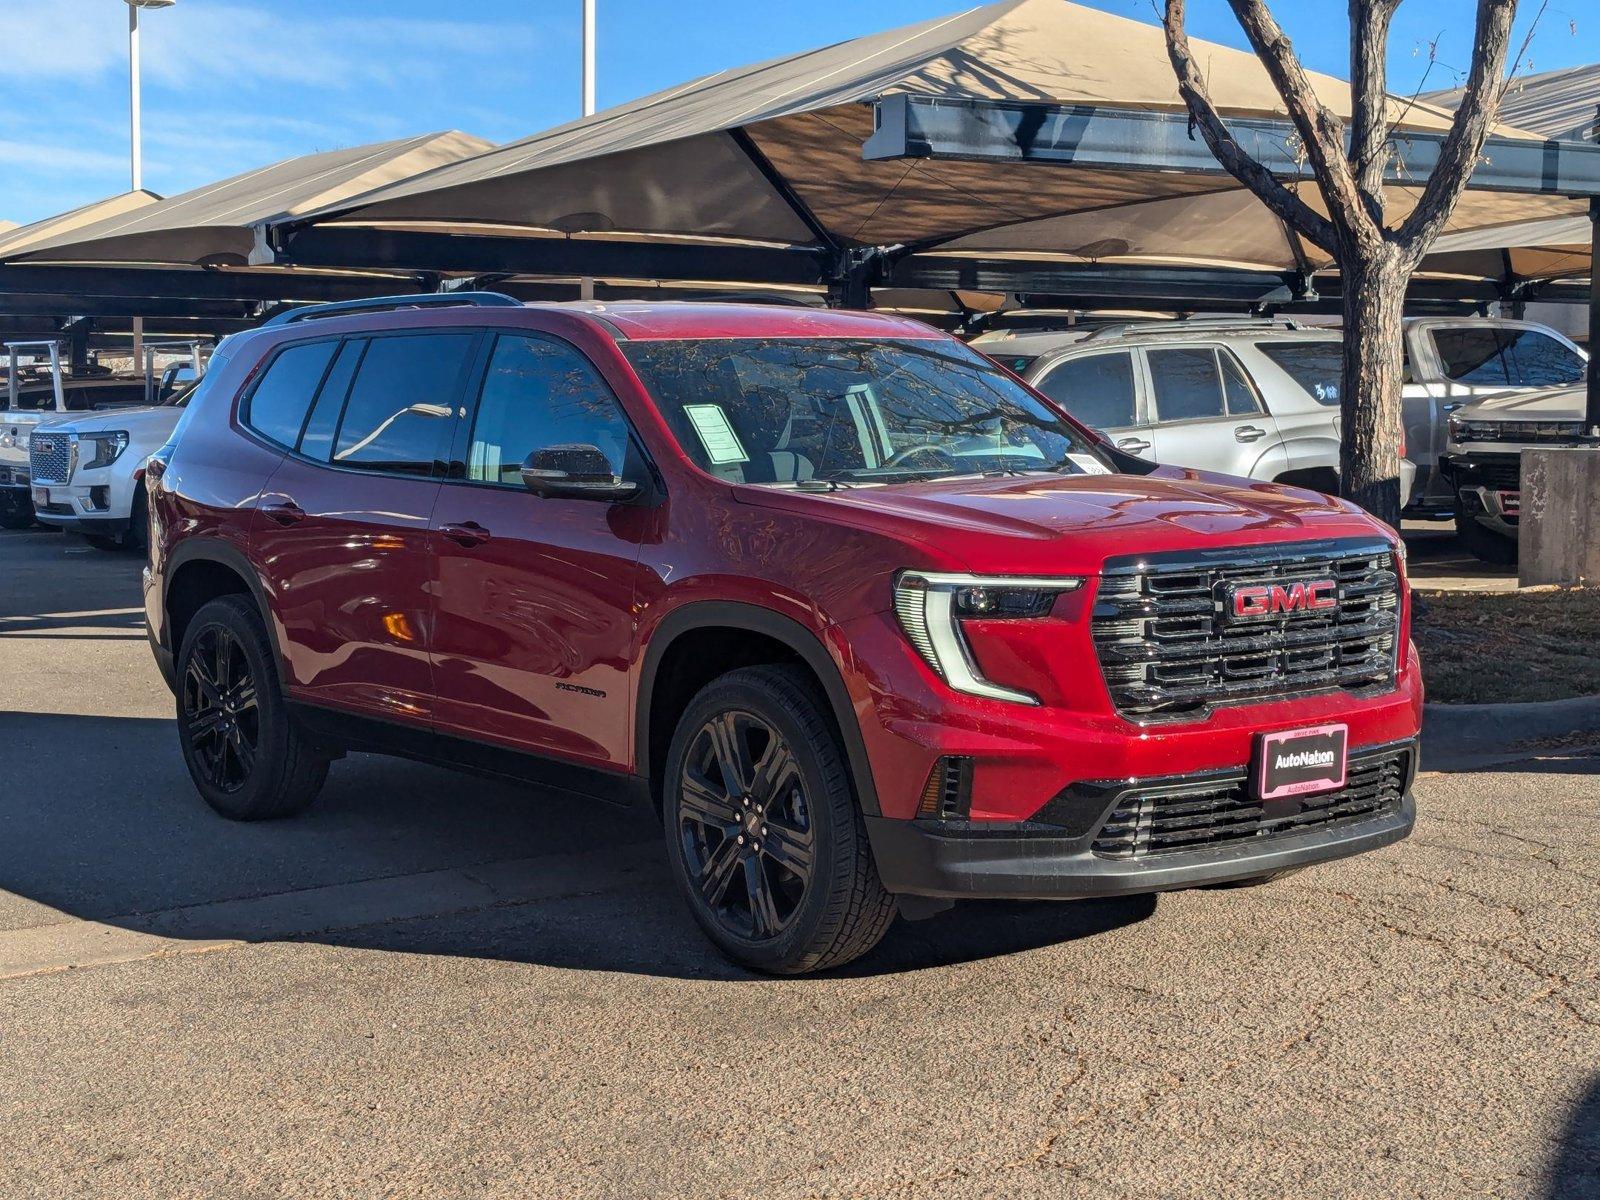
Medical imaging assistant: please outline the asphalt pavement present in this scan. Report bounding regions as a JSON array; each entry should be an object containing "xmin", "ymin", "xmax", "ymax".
[{"xmin": 1, "ymin": 527, "xmax": 1596, "ymax": 1199}]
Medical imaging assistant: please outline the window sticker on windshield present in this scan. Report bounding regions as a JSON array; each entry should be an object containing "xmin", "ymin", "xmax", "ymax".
[
  {"xmin": 1066, "ymin": 454, "xmax": 1110, "ymax": 475},
  {"xmin": 683, "ymin": 404, "xmax": 749, "ymax": 465}
]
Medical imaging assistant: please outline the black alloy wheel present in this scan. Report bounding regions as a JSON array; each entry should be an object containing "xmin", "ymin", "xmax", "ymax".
[
  {"xmin": 677, "ymin": 709, "xmax": 816, "ymax": 940},
  {"xmin": 663, "ymin": 665, "xmax": 896, "ymax": 974},
  {"xmin": 181, "ymin": 624, "xmax": 259, "ymax": 793}
]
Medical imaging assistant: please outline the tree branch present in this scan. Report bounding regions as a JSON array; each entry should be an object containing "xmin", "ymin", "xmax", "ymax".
[
  {"xmin": 1348, "ymin": 0, "xmax": 1401, "ymax": 222},
  {"xmin": 1161, "ymin": 0, "xmax": 1337, "ymax": 255},
  {"xmin": 1395, "ymin": 0, "xmax": 1517, "ymax": 259},
  {"xmin": 1221, "ymin": 0, "xmax": 1374, "ymax": 246}
]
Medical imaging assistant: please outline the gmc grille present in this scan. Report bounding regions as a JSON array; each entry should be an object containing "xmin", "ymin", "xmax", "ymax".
[
  {"xmin": 1091, "ymin": 538, "xmax": 1400, "ymax": 721},
  {"xmin": 28, "ymin": 434, "xmax": 73, "ymax": 484},
  {"xmin": 1092, "ymin": 743, "xmax": 1411, "ymax": 859}
]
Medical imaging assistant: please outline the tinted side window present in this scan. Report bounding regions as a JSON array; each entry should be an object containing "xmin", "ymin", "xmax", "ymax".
[
  {"xmin": 297, "ymin": 339, "xmax": 364, "ymax": 462},
  {"xmin": 467, "ymin": 335, "xmax": 631, "ymax": 484},
  {"xmin": 332, "ymin": 334, "xmax": 474, "ymax": 476},
  {"xmin": 1034, "ymin": 352, "xmax": 1136, "ymax": 430},
  {"xmin": 1434, "ymin": 329, "xmax": 1512, "ymax": 386},
  {"xmin": 244, "ymin": 341, "xmax": 337, "ymax": 448},
  {"xmin": 1256, "ymin": 341, "xmax": 1343, "ymax": 406},
  {"xmin": 1148, "ymin": 348, "xmax": 1226, "ymax": 422},
  {"xmin": 1219, "ymin": 351, "xmax": 1264, "ymax": 414},
  {"xmin": 1503, "ymin": 329, "xmax": 1584, "ymax": 387}
]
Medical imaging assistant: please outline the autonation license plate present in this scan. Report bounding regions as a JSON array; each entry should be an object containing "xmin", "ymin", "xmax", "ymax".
[{"xmin": 1256, "ymin": 724, "xmax": 1348, "ymax": 801}]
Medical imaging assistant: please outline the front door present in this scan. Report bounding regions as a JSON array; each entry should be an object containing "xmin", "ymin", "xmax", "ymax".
[{"xmin": 428, "ymin": 331, "xmax": 648, "ymax": 770}]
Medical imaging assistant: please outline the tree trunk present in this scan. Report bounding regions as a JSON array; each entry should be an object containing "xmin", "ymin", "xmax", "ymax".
[{"xmin": 1339, "ymin": 251, "xmax": 1407, "ymax": 527}]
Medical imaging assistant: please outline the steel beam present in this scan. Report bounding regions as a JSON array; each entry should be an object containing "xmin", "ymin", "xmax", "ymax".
[{"xmin": 865, "ymin": 95, "xmax": 1600, "ymax": 197}]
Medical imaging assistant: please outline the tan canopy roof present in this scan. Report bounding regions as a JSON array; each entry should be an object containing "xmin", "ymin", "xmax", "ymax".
[
  {"xmin": 5, "ymin": 132, "xmax": 490, "ymax": 268},
  {"xmin": 1428, "ymin": 62, "xmax": 1600, "ymax": 143},
  {"xmin": 281, "ymin": 0, "xmax": 1529, "ymax": 267},
  {"xmin": 0, "ymin": 191, "xmax": 160, "ymax": 259}
]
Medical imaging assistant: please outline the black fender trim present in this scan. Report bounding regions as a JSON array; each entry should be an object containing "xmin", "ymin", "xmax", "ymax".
[
  {"xmin": 636, "ymin": 601, "xmax": 881, "ymax": 817},
  {"xmin": 162, "ymin": 537, "xmax": 282, "ymax": 668}
]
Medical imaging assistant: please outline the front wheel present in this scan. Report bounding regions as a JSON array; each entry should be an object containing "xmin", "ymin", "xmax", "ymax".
[
  {"xmin": 176, "ymin": 595, "xmax": 329, "ymax": 820},
  {"xmin": 663, "ymin": 665, "xmax": 896, "ymax": 974},
  {"xmin": 1455, "ymin": 510, "xmax": 1517, "ymax": 565}
]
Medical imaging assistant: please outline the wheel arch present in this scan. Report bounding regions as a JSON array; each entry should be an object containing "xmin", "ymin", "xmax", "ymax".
[
  {"xmin": 637, "ymin": 602, "xmax": 880, "ymax": 818},
  {"xmin": 164, "ymin": 538, "xmax": 281, "ymax": 669}
]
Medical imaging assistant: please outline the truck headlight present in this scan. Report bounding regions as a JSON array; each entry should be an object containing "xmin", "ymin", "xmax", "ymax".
[
  {"xmin": 893, "ymin": 571, "xmax": 1082, "ymax": 705},
  {"xmin": 82, "ymin": 431, "xmax": 129, "ymax": 470}
]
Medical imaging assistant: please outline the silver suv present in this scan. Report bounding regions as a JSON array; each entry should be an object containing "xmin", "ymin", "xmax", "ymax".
[{"xmin": 974, "ymin": 319, "xmax": 1414, "ymax": 505}]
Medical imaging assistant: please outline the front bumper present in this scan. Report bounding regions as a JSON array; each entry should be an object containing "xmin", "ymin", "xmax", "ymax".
[{"xmin": 867, "ymin": 737, "xmax": 1418, "ymax": 899}]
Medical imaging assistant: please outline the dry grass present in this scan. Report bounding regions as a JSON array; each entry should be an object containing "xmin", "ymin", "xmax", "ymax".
[{"xmin": 1413, "ymin": 586, "xmax": 1600, "ymax": 704}]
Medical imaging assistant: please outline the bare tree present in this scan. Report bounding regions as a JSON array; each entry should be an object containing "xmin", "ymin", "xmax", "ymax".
[{"xmin": 1162, "ymin": 0, "xmax": 1517, "ymax": 525}]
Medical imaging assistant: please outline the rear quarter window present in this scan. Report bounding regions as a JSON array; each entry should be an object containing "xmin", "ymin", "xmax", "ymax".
[
  {"xmin": 1255, "ymin": 341, "xmax": 1344, "ymax": 406},
  {"xmin": 243, "ymin": 340, "xmax": 339, "ymax": 449}
]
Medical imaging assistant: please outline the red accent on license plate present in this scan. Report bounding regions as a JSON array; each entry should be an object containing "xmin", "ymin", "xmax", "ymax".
[{"xmin": 1257, "ymin": 724, "xmax": 1349, "ymax": 801}]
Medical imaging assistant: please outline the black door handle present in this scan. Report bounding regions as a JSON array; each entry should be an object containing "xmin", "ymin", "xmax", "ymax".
[{"xmin": 439, "ymin": 521, "xmax": 491, "ymax": 547}]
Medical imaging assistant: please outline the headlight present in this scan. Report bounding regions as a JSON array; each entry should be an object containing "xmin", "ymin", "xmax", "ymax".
[
  {"xmin": 82, "ymin": 431, "xmax": 129, "ymax": 470},
  {"xmin": 893, "ymin": 571, "xmax": 1082, "ymax": 705}
]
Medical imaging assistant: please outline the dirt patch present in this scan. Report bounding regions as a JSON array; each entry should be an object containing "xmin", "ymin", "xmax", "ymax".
[{"xmin": 1413, "ymin": 586, "xmax": 1600, "ymax": 704}]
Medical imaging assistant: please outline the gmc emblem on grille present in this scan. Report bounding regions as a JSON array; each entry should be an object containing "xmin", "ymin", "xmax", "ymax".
[
  {"xmin": 33, "ymin": 438, "xmax": 55, "ymax": 454},
  {"xmin": 1227, "ymin": 579, "xmax": 1338, "ymax": 620}
]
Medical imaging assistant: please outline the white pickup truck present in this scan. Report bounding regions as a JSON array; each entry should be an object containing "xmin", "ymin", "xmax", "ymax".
[{"xmin": 1396, "ymin": 317, "xmax": 1587, "ymax": 518}]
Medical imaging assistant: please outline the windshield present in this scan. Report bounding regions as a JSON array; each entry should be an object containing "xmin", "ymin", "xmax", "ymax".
[{"xmin": 621, "ymin": 337, "xmax": 1110, "ymax": 487}]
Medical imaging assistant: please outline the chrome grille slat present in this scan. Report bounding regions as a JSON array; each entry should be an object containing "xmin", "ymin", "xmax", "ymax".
[{"xmin": 1091, "ymin": 539, "xmax": 1401, "ymax": 721}]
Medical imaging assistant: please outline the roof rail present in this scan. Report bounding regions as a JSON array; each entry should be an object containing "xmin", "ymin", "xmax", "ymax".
[
  {"xmin": 262, "ymin": 292, "xmax": 523, "ymax": 328},
  {"xmin": 1084, "ymin": 316, "xmax": 1304, "ymax": 343}
]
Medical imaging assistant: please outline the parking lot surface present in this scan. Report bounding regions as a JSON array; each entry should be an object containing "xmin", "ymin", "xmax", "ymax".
[{"xmin": 1, "ymin": 528, "xmax": 1596, "ymax": 1199}]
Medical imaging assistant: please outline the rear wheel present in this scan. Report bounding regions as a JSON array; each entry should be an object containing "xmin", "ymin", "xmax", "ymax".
[
  {"xmin": 663, "ymin": 665, "xmax": 896, "ymax": 974},
  {"xmin": 1455, "ymin": 510, "xmax": 1517, "ymax": 565},
  {"xmin": 125, "ymin": 484, "xmax": 149, "ymax": 556},
  {"xmin": 176, "ymin": 595, "xmax": 328, "ymax": 820}
]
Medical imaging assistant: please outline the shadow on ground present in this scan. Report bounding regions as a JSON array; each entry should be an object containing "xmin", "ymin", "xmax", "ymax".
[
  {"xmin": 1548, "ymin": 1075, "xmax": 1600, "ymax": 1199},
  {"xmin": 0, "ymin": 710, "xmax": 1153, "ymax": 980}
]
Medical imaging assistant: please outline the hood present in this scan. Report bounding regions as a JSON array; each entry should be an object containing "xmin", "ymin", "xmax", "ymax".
[
  {"xmin": 742, "ymin": 467, "xmax": 1391, "ymax": 575},
  {"xmin": 34, "ymin": 404, "xmax": 180, "ymax": 436},
  {"xmin": 1454, "ymin": 385, "xmax": 1585, "ymax": 421}
]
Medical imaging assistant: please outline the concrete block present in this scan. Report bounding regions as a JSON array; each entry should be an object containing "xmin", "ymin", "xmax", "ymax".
[{"xmin": 1520, "ymin": 446, "xmax": 1600, "ymax": 587}]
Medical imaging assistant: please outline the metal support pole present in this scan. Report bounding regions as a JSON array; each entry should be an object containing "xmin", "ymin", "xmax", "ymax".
[
  {"xmin": 128, "ymin": 3, "xmax": 144, "ymax": 370},
  {"xmin": 579, "ymin": 0, "xmax": 597, "ymax": 302},
  {"xmin": 1588, "ymin": 197, "xmax": 1600, "ymax": 438}
]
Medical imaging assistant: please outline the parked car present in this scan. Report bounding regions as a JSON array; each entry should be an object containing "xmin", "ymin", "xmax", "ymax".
[
  {"xmin": 145, "ymin": 295, "xmax": 1421, "ymax": 974},
  {"xmin": 991, "ymin": 319, "xmax": 1416, "ymax": 508},
  {"xmin": 1441, "ymin": 383, "xmax": 1591, "ymax": 564},
  {"xmin": 1, "ymin": 371, "xmax": 160, "ymax": 530},
  {"xmin": 29, "ymin": 341, "xmax": 225, "ymax": 552}
]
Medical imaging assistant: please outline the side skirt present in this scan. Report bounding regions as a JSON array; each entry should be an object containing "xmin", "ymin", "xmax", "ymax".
[{"xmin": 288, "ymin": 702, "xmax": 652, "ymax": 811}]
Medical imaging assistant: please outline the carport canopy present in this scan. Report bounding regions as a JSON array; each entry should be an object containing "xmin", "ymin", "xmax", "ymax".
[{"xmin": 261, "ymin": 0, "xmax": 1597, "ymax": 300}]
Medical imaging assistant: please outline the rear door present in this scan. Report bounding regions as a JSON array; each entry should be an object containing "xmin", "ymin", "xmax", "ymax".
[
  {"xmin": 427, "ymin": 330, "xmax": 647, "ymax": 769},
  {"xmin": 1028, "ymin": 350, "xmax": 1153, "ymax": 457},
  {"xmin": 1143, "ymin": 345, "xmax": 1281, "ymax": 479},
  {"xmin": 251, "ymin": 331, "xmax": 477, "ymax": 722}
]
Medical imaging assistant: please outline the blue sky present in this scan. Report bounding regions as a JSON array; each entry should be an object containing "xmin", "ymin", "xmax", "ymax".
[{"xmin": 2, "ymin": 0, "xmax": 1594, "ymax": 226}]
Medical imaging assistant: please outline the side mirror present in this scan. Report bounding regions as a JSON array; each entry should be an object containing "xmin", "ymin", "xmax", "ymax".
[{"xmin": 519, "ymin": 444, "xmax": 640, "ymax": 502}]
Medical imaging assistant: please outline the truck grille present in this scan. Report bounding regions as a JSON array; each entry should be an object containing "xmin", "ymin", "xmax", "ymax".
[
  {"xmin": 28, "ymin": 433, "xmax": 73, "ymax": 483},
  {"xmin": 1091, "ymin": 538, "xmax": 1400, "ymax": 721},
  {"xmin": 1092, "ymin": 743, "xmax": 1411, "ymax": 859},
  {"xmin": 1457, "ymin": 453, "xmax": 1521, "ymax": 492}
]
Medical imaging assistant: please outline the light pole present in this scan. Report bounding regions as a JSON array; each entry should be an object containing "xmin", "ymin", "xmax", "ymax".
[
  {"xmin": 125, "ymin": 0, "xmax": 174, "ymax": 367},
  {"xmin": 580, "ymin": 0, "xmax": 596, "ymax": 301}
]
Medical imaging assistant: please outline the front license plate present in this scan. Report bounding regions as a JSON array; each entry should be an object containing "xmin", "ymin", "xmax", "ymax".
[
  {"xmin": 1256, "ymin": 724, "xmax": 1348, "ymax": 801},
  {"xmin": 31, "ymin": 486, "xmax": 47, "ymax": 505}
]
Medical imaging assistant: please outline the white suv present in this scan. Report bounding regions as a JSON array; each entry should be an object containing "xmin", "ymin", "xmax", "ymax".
[
  {"xmin": 977, "ymin": 320, "xmax": 1414, "ymax": 506},
  {"xmin": 30, "ymin": 339, "xmax": 232, "ymax": 552}
]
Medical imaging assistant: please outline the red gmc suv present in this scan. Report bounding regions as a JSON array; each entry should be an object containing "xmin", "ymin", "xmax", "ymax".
[{"xmin": 144, "ymin": 294, "xmax": 1421, "ymax": 974}]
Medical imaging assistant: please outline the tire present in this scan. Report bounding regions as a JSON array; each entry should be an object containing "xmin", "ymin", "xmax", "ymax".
[
  {"xmin": 662, "ymin": 664, "xmax": 896, "ymax": 974},
  {"xmin": 0, "ymin": 504, "xmax": 33, "ymax": 530},
  {"xmin": 176, "ymin": 595, "xmax": 328, "ymax": 820},
  {"xmin": 125, "ymin": 484, "xmax": 149, "ymax": 556},
  {"xmin": 84, "ymin": 534, "xmax": 122, "ymax": 552},
  {"xmin": 1455, "ymin": 510, "xmax": 1517, "ymax": 565}
]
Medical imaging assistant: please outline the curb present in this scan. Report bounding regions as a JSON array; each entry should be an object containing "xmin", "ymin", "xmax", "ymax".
[{"xmin": 1423, "ymin": 694, "xmax": 1600, "ymax": 773}]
